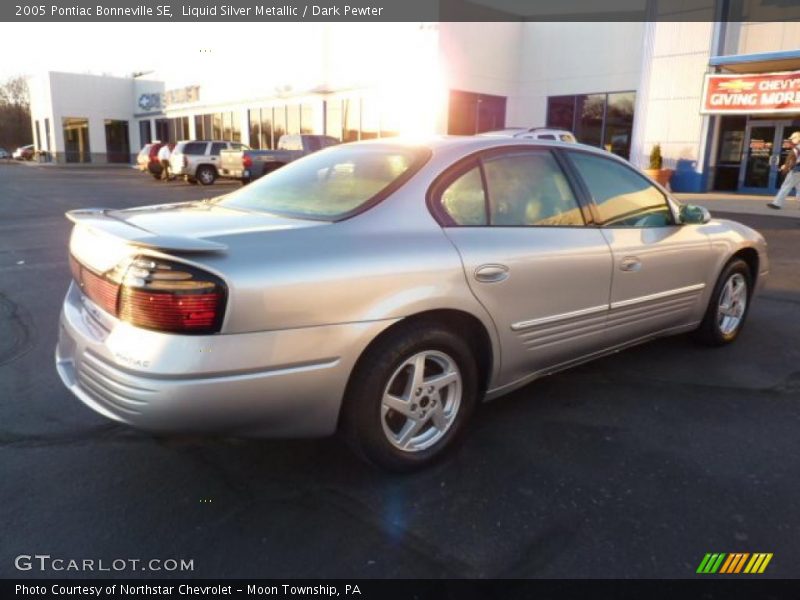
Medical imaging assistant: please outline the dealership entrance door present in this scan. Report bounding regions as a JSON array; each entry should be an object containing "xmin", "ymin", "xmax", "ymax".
[{"xmin": 739, "ymin": 120, "xmax": 800, "ymax": 194}]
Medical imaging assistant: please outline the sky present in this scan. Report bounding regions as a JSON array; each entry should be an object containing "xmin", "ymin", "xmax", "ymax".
[
  {"xmin": 0, "ymin": 22, "xmax": 326, "ymax": 85},
  {"xmin": 0, "ymin": 22, "xmax": 431, "ymax": 92}
]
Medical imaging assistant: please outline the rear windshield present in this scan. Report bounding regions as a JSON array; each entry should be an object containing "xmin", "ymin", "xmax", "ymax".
[{"xmin": 217, "ymin": 145, "xmax": 430, "ymax": 221}]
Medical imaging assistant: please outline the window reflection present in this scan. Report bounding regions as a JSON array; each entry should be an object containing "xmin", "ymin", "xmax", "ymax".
[{"xmin": 547, "ymin": 91, "xmax": 636, "ymax": 159}]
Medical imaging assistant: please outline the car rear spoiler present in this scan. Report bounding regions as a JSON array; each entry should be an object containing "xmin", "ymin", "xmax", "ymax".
[{"xmin": 65, "ymin": 208, "xmax": 228, "ymax": 253}]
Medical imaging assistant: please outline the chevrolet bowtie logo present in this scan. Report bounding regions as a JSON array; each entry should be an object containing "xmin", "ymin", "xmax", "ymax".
[{"xmin": 718, "ymin": 79, "xmax": 756, "ymax": 92}]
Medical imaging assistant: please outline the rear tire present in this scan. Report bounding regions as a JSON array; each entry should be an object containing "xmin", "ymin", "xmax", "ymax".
[
  {"xmin": 196, "ymin": 165, "xmax": 217, "ymax": 186},
  {"xmin": 692, "ymin": 258, "xmax": 752, "ymax": 346},
  {"xmin": 342, "ymin": 321, "xmax": 478, "ymax": 472}
]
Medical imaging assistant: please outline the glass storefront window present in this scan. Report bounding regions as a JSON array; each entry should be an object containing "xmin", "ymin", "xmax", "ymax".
[
  {"xmin": 154, "ymin": 119, "xmax": 168, "ymax": 143},
  {"xmin": 300, "ymin": 104, "xmax": 315, "ymax": 134},
  {"xmin": 248, "ymin": 109, "xmax": 261, "ymax": 149},
  {"xmin": 360, "ymin": 95, "xmax": 380, "ymax": 140},
  {"xmin": 260, "ymin": 108, "xmax": 273, "ymax": 149},
  {"xmin": 105, "ymin": 119, "xmax": 130, "ymax": 163},
  {"xmin": 213, "ymin": 113, "xmax": 222, "ymax": 139},
  {"xmin": 325, "ymin": 99, "xmax": 342, "ymax": 140},
  {"xmin": 63, "ymin": 117, "xmax": 91, "ymax": 163},
  {"xmin": 273, "ymin": 106, "xmax": 287, "ymax": 143},
  {"xmin": 231, "ymin": 111, "xmax": 241, "ymax": 142},
  {"xmin": 287, "ymin": 104, "xmax": 300, "ymax": 135},
  {"xmin": 604, "ymin": 92, "xmax": 635, "ymax": 158},
  {"xmin": 141, "ymin": 120, "xmax": 152, "ymax": 146},
  {"xmin": 223, "ymin": 112, "xmax": 232, "ymax": 140},
  {"xmin": 546, "ymin": 96, "xmax": 575, "ymax": 131},
  {"xmin": 575, "ymin": 94, "xmax": 605, "ymax": 148},
  {"xmin": 547, "ymin": 91, "xmax": 636, "ymax": 159},
  {"xmin": 447, "ymin": 90, "xmax": 507, "ymax": 135},
  {"xmin": 343, "ymin": 98, "xmax": 361, "ymax": 142}
]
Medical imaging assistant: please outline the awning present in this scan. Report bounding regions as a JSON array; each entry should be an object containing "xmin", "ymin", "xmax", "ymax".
[{"xmin": 710, "ymin": 50, "xmax": 800, "ymax": 74}]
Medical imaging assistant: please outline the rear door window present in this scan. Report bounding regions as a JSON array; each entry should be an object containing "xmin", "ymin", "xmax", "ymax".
[
  {"xmin": 483, "ymin": 151, "xmax": 584, "ymax": 226},
  {"xmin": 210, "ymin": 142, "xmax": 227, "ymax": 156},
  {"xmin": 182, "ymin": 142, "xmax": 207, "ymax": 155}
]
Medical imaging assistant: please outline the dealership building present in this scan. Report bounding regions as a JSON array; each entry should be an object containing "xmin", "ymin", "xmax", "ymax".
[{"xmin": 27, "ymin": 19, "xmax": 800, "ymax": 194}]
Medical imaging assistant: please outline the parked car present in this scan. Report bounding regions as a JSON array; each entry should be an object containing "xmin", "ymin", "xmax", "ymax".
[
  {"xmin": 220, "ymin": 134, "xmax": 339, "ymax": 184},
  {"xmin": 56, "ymin": 137, "xmax": 767, "ymax": 471},
  {"xmin": 12, "ymin": 144, "xmax": 35, "ymax": 160},
  {"xmin": 169, "ymin": 140, "xmax": 248, "ymax": 185},
  {"xmin": 0, "ymin": 147, "xmax": 9, "ymax": 159},
  {"xmin": 481, "ymin": 127, "xmax": 578, "ymax": 143},
  {"xmin": 136, "ymin": 142, "xmax": 173, "ymax": 179}
]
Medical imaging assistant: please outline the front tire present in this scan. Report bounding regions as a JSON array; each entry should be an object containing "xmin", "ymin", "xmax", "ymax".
[
  {"xmin": 342, "ymin": 322, "xmax": 478, "ymax": 472},
  {"xmin": 693, "ymin": 258, "xmax": 752, "ymax": 346}
]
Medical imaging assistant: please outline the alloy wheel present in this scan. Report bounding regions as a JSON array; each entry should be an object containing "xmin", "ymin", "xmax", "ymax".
[
  {"xmin": 717, "ymin": 272, "xmax": 747, "ymax": 336},
  {"xmin": 380, "ymin": 350, "xmax": 462, "ymax": 453}
]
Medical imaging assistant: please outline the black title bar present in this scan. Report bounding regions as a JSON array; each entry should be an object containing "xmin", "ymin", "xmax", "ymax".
[{"xmin": 6, "ymin": 579, "xmax": 800, "ymax": 600}]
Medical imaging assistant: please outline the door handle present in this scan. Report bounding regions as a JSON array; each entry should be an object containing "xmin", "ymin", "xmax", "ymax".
[
  {"xmin": 474, "ymin": 264, "xmax": 509, "ymax": 283},
  {"xmin": 620, "ymin": 256, "xmax": 641, "ymax": 272}
]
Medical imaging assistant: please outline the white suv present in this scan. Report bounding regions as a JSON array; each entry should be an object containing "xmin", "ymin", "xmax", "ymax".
[
  {"xmin": 479, "ymin": 127, "xmax": 577, "ymax": 143},
  {"xmin": 169, "ymin": 140, "xmax": 248, "ymax": 185}
]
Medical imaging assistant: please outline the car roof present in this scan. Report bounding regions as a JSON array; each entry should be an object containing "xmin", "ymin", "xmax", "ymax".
[
  {"xmin": 176, "ymin": 139, "xmax": 236, "ymax": 144},
  {"xmin": 348, "ymin": 135, "xmax": 593, "ymax": 153}
]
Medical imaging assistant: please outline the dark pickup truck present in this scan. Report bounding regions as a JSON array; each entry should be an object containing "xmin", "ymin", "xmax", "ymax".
[{"xmin": 219, "ymin": 134, "xmax": 339, "ymax": 184}]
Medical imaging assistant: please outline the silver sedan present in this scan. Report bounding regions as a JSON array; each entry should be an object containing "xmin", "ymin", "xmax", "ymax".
[{"xmin": 56, "ymin": 137, "xmax": 768, "ymax": 470}]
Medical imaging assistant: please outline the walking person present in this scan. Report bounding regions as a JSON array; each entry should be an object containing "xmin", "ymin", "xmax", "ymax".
[
  {"xmin": 767, "ymin": 131, "xmax": 800, "ymax": 210},
  {"xmin": 157, "ymin": 142, "xmax": 172, "ymax": 182}
]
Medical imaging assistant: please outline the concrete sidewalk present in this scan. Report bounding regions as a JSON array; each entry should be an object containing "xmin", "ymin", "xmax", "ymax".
[{"xmin": 675, "ymin": 192, "xmax": 800, "ymax": 219}]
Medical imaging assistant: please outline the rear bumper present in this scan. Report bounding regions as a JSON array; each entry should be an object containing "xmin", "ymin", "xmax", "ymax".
[{"xmin": 56, "ymin": 282, "xmax": 396, "ymax": 437}]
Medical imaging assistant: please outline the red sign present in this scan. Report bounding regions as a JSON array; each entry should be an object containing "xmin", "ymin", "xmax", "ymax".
[{"xmin": 701, "ymin": 70, "xmax": 800, "ymax": 114}]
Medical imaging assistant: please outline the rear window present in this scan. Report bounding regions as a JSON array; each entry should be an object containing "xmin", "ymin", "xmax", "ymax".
[
  {"xmin": 218, "ymin": 145, "xmax": 430, "ymax": 221},
  {"xmin": 278, "ymin": 135, "xmax": 302, "ymax": 151}
]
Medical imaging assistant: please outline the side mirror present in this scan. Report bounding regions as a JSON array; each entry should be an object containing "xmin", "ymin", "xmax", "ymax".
[{"xmin": 679, "ymin": 203, "xmax": 711, "ymax": 225}]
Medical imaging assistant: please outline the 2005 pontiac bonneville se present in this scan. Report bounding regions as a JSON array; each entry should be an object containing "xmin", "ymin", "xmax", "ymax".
[{"xmin": 56, "ymin": 136, "xmax": 768, "ymax": 470}]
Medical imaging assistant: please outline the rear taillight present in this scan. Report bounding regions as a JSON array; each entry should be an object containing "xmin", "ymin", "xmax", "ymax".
[
  {"xmin": 69, "ymin": 255, "xmax": 226, "ymax": 335},
  {"xmin": 182, "ymin": 156, "xmax": 188, "ymax": 168},
  {"xmin": 242, "ymin": 155, "xmax": 253, "ymax": 169}
]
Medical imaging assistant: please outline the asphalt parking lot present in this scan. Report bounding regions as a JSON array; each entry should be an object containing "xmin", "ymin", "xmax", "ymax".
[{"xmin": 1, "ymin": 163, "xmax": 799, "ymax": 579}]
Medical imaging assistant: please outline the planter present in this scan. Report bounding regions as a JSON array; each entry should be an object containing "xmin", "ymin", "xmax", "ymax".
[{"xmin": 643, "ymin": 168, "xmax": 674, "ymax": 188}]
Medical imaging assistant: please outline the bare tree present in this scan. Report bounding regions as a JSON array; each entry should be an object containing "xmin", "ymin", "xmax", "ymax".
[{"xmin": 0, "ymin": 75, "xmax": 33, "ymax": 151}]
